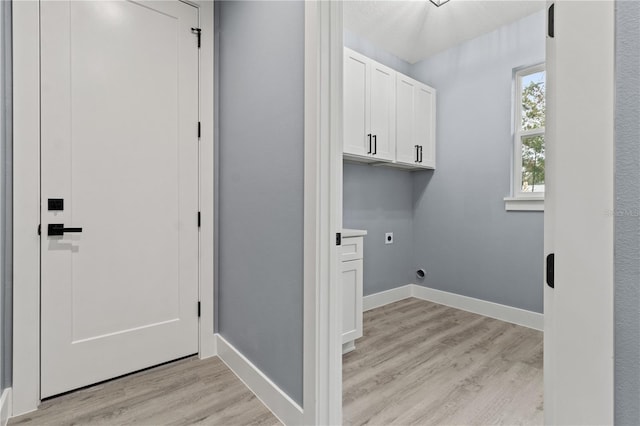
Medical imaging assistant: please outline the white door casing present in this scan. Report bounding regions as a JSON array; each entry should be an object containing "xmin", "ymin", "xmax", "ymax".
[
  {"xmin": 544, "ymin": 1, "xmax": 614, "ymax": 424},
  {"xmin": 40, "ymin": 0, "xmax": 199, "ymax": 398}
]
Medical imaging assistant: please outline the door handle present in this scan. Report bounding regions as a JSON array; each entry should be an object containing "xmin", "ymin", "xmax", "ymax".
[
  {"xmin": 373, "ymin": 135, "xmax": 377, "ymax": 155},
  {"xmin": 546, "ymin": 253, "xmax": 555, "ymax": 288},
  {"xmin": 419, "ymin": 145, "xmax": 423, "ymax": 163},
  {"xmin": 48, "ymin": 223, "xmax": 83, "ymax": 236},
  {"xmin": 367, "ymin": 134, "xmax": 372, "ymax": 154}
]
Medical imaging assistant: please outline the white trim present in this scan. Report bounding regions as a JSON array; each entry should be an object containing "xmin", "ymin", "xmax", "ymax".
[
  {"xmin": 215, "ymin": 335, "xmax": 303, "ymax": 426},
  {"xmin": 303, "ymin": 1, "xmax": 343, "ymax": 425},
  {"xmin": 504, "ymin": 197, "xmax": 544, "ymax": 211},
  {"xmin": 410, "ymin": 285, "xmax": 543, "ymax": 331},
  {"xmin": 363, "ymin": 285, "xmax": 413, "ymax": 311},
  {"xmin": 544, "ymin": 1, "xmax": 614, "ymax": 423},
  {"xmin": 363, "ymin": 285, "xmax": 543, "ymax": 331},
  {"xmin": 11, "ymin": 1, "xmax": 216, "ymax": 415},
  {"xmin": 0, "ymin": 388, "xmax": 12, "ymax": 426},
  {"xmin": 196, "ymin": 0, "xmax": 216, "ymax": 360},
  {"xmin": 12, "ymin": 0, "xmax": 41, "ymax": 415}
]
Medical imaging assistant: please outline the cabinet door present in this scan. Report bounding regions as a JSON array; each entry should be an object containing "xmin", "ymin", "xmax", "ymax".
[
  {"xmin": 343, "ymin": 49, "xmax": 370, "ymax": 157},
  {"xmin": 396, "ymin": 74, "xmax": 418, "ymax": 165},
  {"xmin": 415, "ymin": 84, "xmax": 436, "ymax": 168},
  {"xmin": 342, "ymin": 259, "xmax": 363, "ymax": 344},
  {"xmin": 369, "ymin": 62, "xmax": 396, "ymax": 161}
]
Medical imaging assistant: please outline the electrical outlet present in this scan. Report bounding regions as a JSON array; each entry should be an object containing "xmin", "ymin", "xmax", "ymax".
[{"xmin": 385, "ymin": 232, "xmax": 393, "ymax": 244}]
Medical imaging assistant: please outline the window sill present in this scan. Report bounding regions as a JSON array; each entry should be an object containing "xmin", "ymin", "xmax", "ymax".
[{"xmin": 504, "ymin": 197, "xmax": 544, "ymax": 212}]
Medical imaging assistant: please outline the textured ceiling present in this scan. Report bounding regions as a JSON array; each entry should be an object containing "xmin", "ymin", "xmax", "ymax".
[{"xmin": 344, "ymin": 0, "xmax": 546, "ymax": 64}]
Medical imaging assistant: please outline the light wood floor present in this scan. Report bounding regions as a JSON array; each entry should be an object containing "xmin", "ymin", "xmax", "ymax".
[
  {"xmin": 10, "ymin": 298, "xmax": 542, "ymax": 426},
  {"xmin": 343, "ymin": 298, "xmax": 544, "ymax": 426},
  {"xmin": 10, "ymin": 356, "xmax": 280, "ymax": 426}
]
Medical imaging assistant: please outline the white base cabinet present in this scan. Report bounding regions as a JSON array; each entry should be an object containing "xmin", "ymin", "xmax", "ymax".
[
  {"xmin": 341, "ymin": 231, "xmax": 366, "ymax": 353},
  {"xmin": 341, "ymin": 259, "xmax": 363, "ymax": 345}
]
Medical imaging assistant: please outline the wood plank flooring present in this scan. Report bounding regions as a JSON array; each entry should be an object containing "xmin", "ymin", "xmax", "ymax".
[
  {"xmin": 343, "ymin": 298, "xmax": 544, "ymax": 426},
  {"xmin": 10, "ymin": 298, "xmax": 542, "ymax": 425},
  {"xmin": 10, "ymin": 357, "xmax": 280, "ymax": 426}
]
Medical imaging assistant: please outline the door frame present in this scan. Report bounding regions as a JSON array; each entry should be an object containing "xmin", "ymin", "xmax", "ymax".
[
  {"xmin": 303, "ymin": 1, "xmax": 343, "ymax": 424},
  {"xmin": 544, "ymin": 1, "xmax": 615, "ymax": 423},
  {"xmin": 11, "ymin": 0, "xmax": 215, "ymax": 415},
  {"xmin": 314, "ymin": 1, "xmax": 617, "ymax": 424}
]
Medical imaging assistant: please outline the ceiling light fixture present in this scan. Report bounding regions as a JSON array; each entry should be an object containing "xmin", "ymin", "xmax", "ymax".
[{"xmin": 429, "ymin": 0, "xmax": 450, "ymax": 7}]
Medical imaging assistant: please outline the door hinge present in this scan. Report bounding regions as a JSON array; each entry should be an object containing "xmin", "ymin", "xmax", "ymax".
[
  {"xmin": 198, "ymin": 301, "xmax": 201, "ymax": 317},
  {"xmin": 336, "ymin": 232, "xmax": 342, "ymax": 246},
  {"xmin": 547, "ymin": 4, "xmax": 555, "ymax": 38},
  {"xmin": 546, "ymin": 253, "xmax": 555, "ymax": 288},
  {"xmin": 191, "ymin": 27, "xmax": 201, "ymax": 48},
  {"xmin": 198, "ymin": 122, "xmax": 201, "ymax": 139},
  {"xmin": 198, "ymin": 211, "xmax": 201, "ymax": 228},
  {"xmin": 37, "ymin": 224, "xmax": 41, "ymax": 236}
]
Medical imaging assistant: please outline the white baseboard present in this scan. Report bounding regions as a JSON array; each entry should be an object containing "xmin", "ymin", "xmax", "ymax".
[
  {"xmin": 1, "ymin": 388, "xmax": 12, "ymax": 426},
  {"xmin": 363, "ymin": 284, "xmax": 543, "ymax": 331},
  {"xmin": 363, "ymin": 285, "xmax": 413, "ymax": 311},
  {"xmin": 410, "ymin": 285, "xmax": 543, "ymax": 331},
  {"xmin": 215, "ymin": 334, "xmax": 303, "ymax": 426}
]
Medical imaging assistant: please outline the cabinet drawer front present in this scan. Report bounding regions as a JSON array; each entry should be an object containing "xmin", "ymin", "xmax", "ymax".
[{"xmin": 341, "ymin": 236, "xmax": 363, "ymax": 261}]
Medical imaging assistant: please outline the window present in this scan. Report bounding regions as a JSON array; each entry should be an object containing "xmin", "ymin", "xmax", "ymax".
[{"xmin": 506, "ymin": 64, "xmax": 545, "ymax": 211}]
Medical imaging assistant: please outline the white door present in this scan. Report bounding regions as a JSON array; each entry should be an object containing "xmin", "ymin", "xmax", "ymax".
[
  {"xmin": 40, "ymin": 0, "xmax": 200, "ymax": 398},
  {"xmin": 396, "ymin": 74, "xmax": 417, "ymax": 165},
  {"xmin": 343, "ymin": 48, "xmax": 369, "ymax": 157},
  {"xmin": 544, "ymin": 1, "xmax": 614, "ymax": 424},
  {"xmin": 369, "ymin": 62, "xmax": 396, "ymax": 161}
]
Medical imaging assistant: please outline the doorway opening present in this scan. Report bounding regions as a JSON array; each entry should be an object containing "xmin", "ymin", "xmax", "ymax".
[{"xmin": 334, "ymin": 1, "xmax": 615, "ymax": 424}]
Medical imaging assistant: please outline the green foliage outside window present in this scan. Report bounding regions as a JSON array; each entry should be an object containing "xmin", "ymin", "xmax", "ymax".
[{"xmin": 520, "ymin": 75, "xmax": 545, "ymax": 192}]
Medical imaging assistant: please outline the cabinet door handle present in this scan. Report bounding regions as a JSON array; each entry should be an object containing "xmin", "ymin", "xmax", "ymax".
[
  {"xmin": 373, "ymin": 135, "xmax": 377, "ymax": 155},
  {"xmin": 415, "ymin": 145, "xmax": 419, "ymax": 162},
  {"xmin": 419, "ymin": 145, "xmax": 423, "ymax": 163},
  {"xmin": 367, "ymin": 134, "xmax": 372, "ymax": 154}
]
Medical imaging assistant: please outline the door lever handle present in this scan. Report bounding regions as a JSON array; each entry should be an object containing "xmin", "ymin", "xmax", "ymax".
[{"xmin": 48, "ymin": 223, "xmax": 83, "ymax": 236}]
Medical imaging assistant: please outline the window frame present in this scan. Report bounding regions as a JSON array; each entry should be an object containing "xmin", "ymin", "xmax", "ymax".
[{"xmin": 506, "ymin": 63, "xmax": 545, "ymax": 211}]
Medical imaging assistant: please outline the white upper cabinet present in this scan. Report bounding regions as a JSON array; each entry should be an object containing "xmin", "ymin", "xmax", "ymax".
[
  {"xmin": 344, "ymin": 49, "xmax": 370, "ymax": 157},
  {"xmin": 369, "ymin": 62, "xmax": 396, "ymax": 161},
  {"xmin": 395, "ymin": 74, "xmax": 436, "ymax": 169},
  {"xmin": 343, "ymin": 47, "xmax": 436, "ymax": 169},
  {"xmin": 396, "ymin": 75, "xmax": 417, "ymax": 165},
  {"xmin": 343, "ymin": 48, "xmax": 395, "ymax": 162}
]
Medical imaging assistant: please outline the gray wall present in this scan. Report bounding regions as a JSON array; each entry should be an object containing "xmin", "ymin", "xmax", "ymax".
[
  {"xmin": 217, "ymin": 1, "xmax": 304, "ymax": 405},
  {"xmin": 615, "ymin": 1, "xmax": 640, "ymax": 424},
  {"xmin": 341, "ymin": 39, "xmax": 415, "ymax": 295},
  {"xmin": 344, "ymin": 30, "xmax": 411, "ymax": 75},
  {"xmin": 410, "ymin": 11, "xmax": 545, "ymax": 313},
  {"xmin": 343, "ymin": 163, "xmax": 414, "ymax": 295}
]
